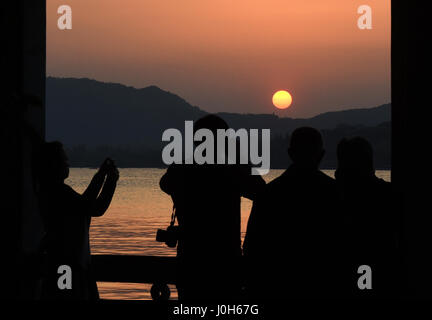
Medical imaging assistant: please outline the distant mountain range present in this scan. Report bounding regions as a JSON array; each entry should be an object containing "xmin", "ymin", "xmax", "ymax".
[
  {"xmin": 46, "ymin": 77, "xmax": 391, "ymax": 168},
  {"xmin": 46, "ymin": 77, "xmax": 390, "ymax": 146}
]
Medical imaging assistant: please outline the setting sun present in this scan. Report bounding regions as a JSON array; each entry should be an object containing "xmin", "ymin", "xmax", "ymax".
[{"xmin": 272, "ymin": 90, "xmax": 293, "ymax": 109}]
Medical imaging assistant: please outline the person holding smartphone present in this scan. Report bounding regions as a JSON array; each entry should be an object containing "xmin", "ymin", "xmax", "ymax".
[{"xmin": 34, "ymin": 141, "xmax": 119, "ymax": 300}]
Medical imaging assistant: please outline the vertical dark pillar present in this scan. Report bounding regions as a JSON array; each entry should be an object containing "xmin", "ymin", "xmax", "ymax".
[
  {"xmin": 392, "ymin": 1, "xmax": 430, "ymax": 297},
  {"xmin": 0, "ymin": 0, "xmax": 46, "ymax": 299}
]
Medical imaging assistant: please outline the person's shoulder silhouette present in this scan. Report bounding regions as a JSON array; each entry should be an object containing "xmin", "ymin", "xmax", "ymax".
[
  {"xmin": 335, "ymin": 137, "xmax": 394, "ymax": 234},
  {"xmin": 335, "ymin": 137, "xmax": 398, "ymax": 298},
  {"xmin": 243, "ymin": 127, "xmax": 340, "ymax": 299}
]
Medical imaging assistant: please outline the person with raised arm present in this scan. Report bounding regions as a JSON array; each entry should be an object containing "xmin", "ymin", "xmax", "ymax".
[{"xmin": 34, "ymin": 141, "xmax": 119, "ymax": 300}]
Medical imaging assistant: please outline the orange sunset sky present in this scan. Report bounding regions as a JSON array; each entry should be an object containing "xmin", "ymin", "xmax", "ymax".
[{"xmin": 47, "ymin": 0, "xmax": 390, "ymax": 117}]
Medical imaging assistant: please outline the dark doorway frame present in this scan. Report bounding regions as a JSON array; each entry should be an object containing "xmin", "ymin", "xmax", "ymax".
[{"xmin": 2, "ymin": 0, "xmax": 429, "ymax": 299}]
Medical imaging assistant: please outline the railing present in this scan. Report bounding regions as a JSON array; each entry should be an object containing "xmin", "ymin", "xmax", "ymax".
[{"xmin": 92, "ymin": 255, "xmax": 177, "ymax": 300}]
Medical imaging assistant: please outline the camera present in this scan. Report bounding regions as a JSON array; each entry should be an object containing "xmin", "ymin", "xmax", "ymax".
[{"xmin": 156, "ymin": 225, "xmax": 180, "ymax": 248}]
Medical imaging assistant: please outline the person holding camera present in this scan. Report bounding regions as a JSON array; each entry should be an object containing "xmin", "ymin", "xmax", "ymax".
[
  {"xmin": 35, "ymin": 141, "xmax": 119, "ymax": 300},
  {"xmin": 159, "ymin": 115, "xmax": 266, "ymax": 301}
]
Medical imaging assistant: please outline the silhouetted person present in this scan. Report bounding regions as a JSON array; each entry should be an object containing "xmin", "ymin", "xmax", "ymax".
[
  {"xmin": 243, "ymin": 127, "xmax": 342, "ymax": 299},
  {"xmin": 34, "ymin": 142, "xmax": 119, "ymax": 300},
  {"xmin": 335, "ymin": 137, "xmax": 398, "ymax": 298},
  {"xmin": 160, "ymin": 115, "xmax": 265, "ymax": 300}
]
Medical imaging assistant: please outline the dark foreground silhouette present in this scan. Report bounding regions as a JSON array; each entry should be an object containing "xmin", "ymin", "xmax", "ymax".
[
  {"xmin": 335, "ymin": 137, "xmax": 399, "ymax": 298},
  {"xmin": 243, "ymin": 130, "xmax": 398, "ymax": 299},
  {"xmin": 160, "ymin": 115, "xmax": 266, "ymax": 300},
  {"xmin": 243, "ymin": 127, "xmax": 342, "ymax": 299},
  {"xmin": 33, "ymin": 125, "xmax": 397, "ymax": 300},
  {"xmin": 34, "ymin": 142, "xmax": 119, "ymax": 300}
]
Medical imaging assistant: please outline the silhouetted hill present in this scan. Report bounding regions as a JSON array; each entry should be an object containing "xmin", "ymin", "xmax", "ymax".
[
  {"xmin": 46, "ymin": 77, "xmax": 206, "ymax": 147},
  {"xmin": 46, "ymin": 77, "xmax": 390, "ymax": 148},
  {"xmin": 306, "ymin": 105, "xmax": 391, "ymax": 129},
  {"xmin": 216, "ymin": 104, "xmax": 390, "ymax": 135}
]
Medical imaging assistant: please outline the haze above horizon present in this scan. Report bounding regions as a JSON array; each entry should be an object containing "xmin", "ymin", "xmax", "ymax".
[{"xmin": 47, "ymin": 0, "xmax": 390, "ymax": 118}]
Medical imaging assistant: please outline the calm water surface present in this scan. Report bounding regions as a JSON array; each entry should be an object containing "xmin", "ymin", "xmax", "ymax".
[{"xmin": 66, "ymin": 168, "xmax": 390, "ymax": 300}]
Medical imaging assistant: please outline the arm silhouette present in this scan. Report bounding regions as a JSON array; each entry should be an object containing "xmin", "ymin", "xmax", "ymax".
[
  {"xmin": 89, "ymin": 172, "xmax": 118, "ymax": 217},
  {"xmin": 160, "ymin": 165, "xmax": 178, "ymax": 195},
  {"xmin": 82, "ymin": 170, "xmax": 105, "ymax": 200},
  {"xmin": 238, "ymin": 164, "xmax": 266, "ymax": 200},
  {"xmin": 85, "ymin": 160, "xmax": 119, "ymax": 217},
  {"xmin": 82, "ymin": 158, "xmax": 112, "ymax": 200},
  {"xmin": 241, "ymin": 174, "xmax": 265, "ymax": 200},
  {"xmin": 243, "ymin": 197, "xmax": 263, "ymax": 258},
  {"xmin": 160, "ymin": 171, "xmax": 171, "ymax": 195}
]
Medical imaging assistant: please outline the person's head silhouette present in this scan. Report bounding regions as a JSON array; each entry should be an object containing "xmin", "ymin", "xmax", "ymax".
[
  {"xmin": 193, "ymin": 114, "xmax": 230, "ymax": 162},
  {"xmin": 288, "ymin": 127, "xmax": 325, "ymax": 169},
  {"xmin": 194, "ymin": 114, "xmax": 229, "ymax": 135},
  {"xmin": 34, "ymin": 141, "xmax": 69, "ymax": 186},
  {"xmin": 335, "ymin": 137, "xmax": 374, "ymax": 182}
]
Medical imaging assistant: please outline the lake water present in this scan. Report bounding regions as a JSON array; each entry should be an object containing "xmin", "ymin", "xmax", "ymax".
[{"xmin": 66, "ymin": 168, "xmax": 390, "ymax": 300}]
